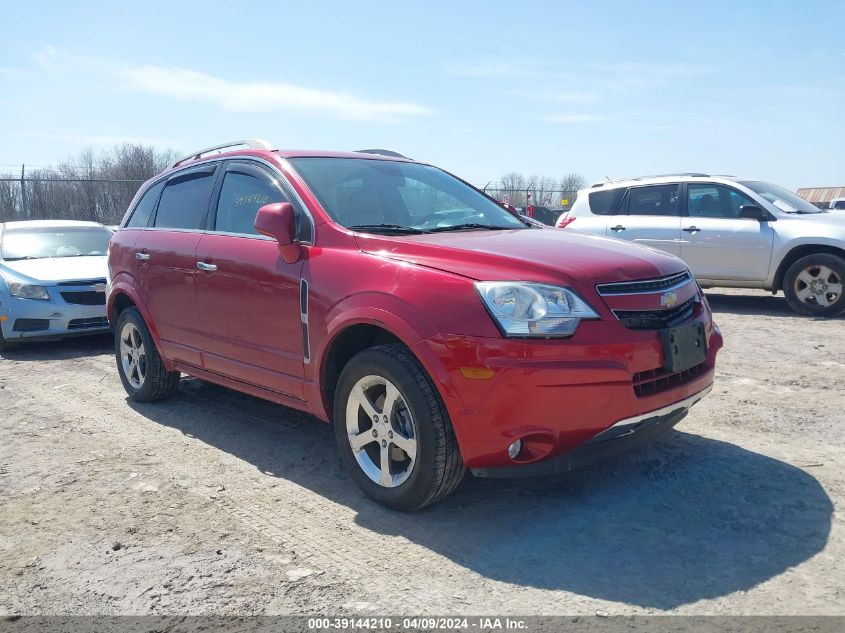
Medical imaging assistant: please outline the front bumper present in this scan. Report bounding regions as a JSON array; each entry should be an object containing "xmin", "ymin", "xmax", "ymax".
[
  {"xmin": 0, "ymin": 294, "xmax": 108, "ymax": 342},
  {"xmin": 471, "ymin": 385, "xmax": 710, "ymax": 478},
  {"xmin": 413, "ymin": 312, "xmax": 723, "ymax": 471}
]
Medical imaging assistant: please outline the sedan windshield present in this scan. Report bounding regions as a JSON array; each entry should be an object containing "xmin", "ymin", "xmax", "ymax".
[
  {"xmin": 288, "ymin": 158, "xmax": 527, "ymax": 233},
  {"xmin": 740, "ymin": 181, "xmax": 824, "ymax": 214},
  {"xmin": 1, "ymin": 226, "xmax": 112, "ymax": 260}
]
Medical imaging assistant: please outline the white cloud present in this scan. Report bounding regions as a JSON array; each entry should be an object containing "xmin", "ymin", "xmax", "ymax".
[
  {"xmin": 446, "ymin": 60, "xmax": 546, "ymax": 80},
  {"xmin": 552, "ymin": 92, "xmax": 597, "ymax": 104},
  {"xmin": 31, "ymin": 48, "xmax": 433, "ymax": 122},
  {"xmin": 544, "ymin": 113, "xmax": 608, "ymax": 124},
  {"xmin": 117, "ymin": 65, "xmax": 434, "ymax": 122}
]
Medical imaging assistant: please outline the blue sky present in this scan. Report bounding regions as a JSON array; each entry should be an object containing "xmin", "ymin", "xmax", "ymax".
[{"xmin": 1, "ymin": 0, "xmax": 843, "ymax": 189}]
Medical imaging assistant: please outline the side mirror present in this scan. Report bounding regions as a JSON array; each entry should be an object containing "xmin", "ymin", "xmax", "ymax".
[
  {"xmin": 255, "ymin": 202, "xmax": 301, "ymax": 264},
  {"xmin": 739, "ymin": 204, "xmax": 768, "ymax": 221}
]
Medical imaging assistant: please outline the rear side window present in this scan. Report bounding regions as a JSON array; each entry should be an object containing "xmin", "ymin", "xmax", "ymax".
[
  {"xmin": 834, "ymin": 200, "xmax": 845, "ymax": 210},
  {"xmin": 215, "ymin": 166, "xmax": 289, "ymax": 236},
  {"xmin": 588, "ymin": 188, "xmax": 625, "ymax": 215},
  {"xmin": 154, "ymin": 169, "xmax": 217, "ymax": 230},
  {"xmin": 626, "ymin": 184, "xmax": 679, "ymax": 216},
  {"xmin": 126, "ymin": 181, "xmax": 164, "ymax": 228}
]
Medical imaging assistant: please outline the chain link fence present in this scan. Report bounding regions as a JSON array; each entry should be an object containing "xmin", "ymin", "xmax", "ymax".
[
  {"xmin": 0, "ymin": 177, "xmax": 146, "ymax": 226},
  {"xmin": 482, "ymin": 188, "xmax": 580, "ymax": 225}
]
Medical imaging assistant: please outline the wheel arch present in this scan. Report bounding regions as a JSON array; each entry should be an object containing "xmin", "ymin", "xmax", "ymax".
[
  {"xmin": 773, "ymin": 244, "xmax": 845, "ymax": 291},
  {"xmin": 107, "ymin": 283, "xmax": 164, "ymax": 353},
  {"xmin": 318, "ymin": 319, "xmax": 414, "ymax": 424}
]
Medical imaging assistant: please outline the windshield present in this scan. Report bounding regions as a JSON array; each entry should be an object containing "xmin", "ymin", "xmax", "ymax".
[
  {"xmin": 740, "ymin": 181, "xmax": 824, "ymax": 214},
  {"xmin": 1, "ymin": 226, "xmax": 112, "ymax": 260},
  {"xmin": 288, "ymin": 158, "xmax": 527, "ymax": 233}
]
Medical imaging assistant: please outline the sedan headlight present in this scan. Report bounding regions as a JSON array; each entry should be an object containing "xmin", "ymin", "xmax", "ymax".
[
  {"xmin": 9, "ymin": 282, "xmax": 50, "ymax": 300},
  {"xmin": 475, "ymin": 281, "xmax": 599, "ymax": 337}
]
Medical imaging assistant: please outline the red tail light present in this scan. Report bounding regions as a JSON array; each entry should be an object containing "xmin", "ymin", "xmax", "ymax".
[{"xmin": 557, "ymin": 216, "xmax": 576, "ymax": 228}]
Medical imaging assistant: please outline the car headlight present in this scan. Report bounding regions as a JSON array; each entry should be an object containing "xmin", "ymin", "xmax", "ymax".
[
  {"xmin": 475, "ymin": 281, "xmax": 599, "ymax": 337},
  {"xmin": 9, "ymin": 282, "xmax": 50, "ymax": 300}
]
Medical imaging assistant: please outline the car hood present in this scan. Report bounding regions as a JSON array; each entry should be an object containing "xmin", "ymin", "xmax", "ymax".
[
  {"xmin": 0, "ymin": 256, "xmax": 108, "ymax": 284},
  {"xmin": 778, "ymin": 212, "xmax": 845, "ymax": 235},
  {"xmin": 354, "ymin": 228, "xmax": 686, "ymax": 286}
]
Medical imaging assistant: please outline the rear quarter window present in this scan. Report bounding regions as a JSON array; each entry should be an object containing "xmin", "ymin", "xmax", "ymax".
[
  {"xmin": 125, "ymin": 181, "xmax": 164, "ymax": 228},
  {"xmin": 588, "ymin": 188, "xmax": 625, "ymax": 215},
  {"xmin": 154, "ymin": 169, "xmax": 217, "ymax": 230}
]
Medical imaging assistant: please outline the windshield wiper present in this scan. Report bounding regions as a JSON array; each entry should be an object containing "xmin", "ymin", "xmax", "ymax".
[
  {"xmin": 347, "ymin": 224, "xmax": 428, "ymax": 235},
  {"xmin": 428, "ymin": 223, "xmax": 519, "ymax": 233},
  {"xmin": 2, "ymin": 255, "xmax": 39, "ymax": 261}
]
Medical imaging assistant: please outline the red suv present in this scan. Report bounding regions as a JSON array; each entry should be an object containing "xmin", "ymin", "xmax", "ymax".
[{"xmin": 108, "ymin": 140, "xmax": 723, "ymax": 510}]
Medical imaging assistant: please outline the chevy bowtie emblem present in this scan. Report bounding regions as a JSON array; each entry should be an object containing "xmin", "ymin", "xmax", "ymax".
[
  {"xmin": 660, "ymin": 291, "xmax": 679, "ymax": 308},
  {"xmin": 91, "ymin": 283, "xmax": 107, "ymax": 293}
]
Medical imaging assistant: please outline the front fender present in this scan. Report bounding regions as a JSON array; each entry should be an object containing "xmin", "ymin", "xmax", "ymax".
[
  {"xmin": 308, "ymin": 298, "xmax": 460, "ymax": 423},
  {"xmin": 771, "ymin": 236, "xmax": 845, "ymax": 287}
]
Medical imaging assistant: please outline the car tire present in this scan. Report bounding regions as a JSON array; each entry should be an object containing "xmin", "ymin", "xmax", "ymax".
[
  {"xmin": 333, "ymin": 344, "xmax": 465, "ymax": 510},
  {"xmin": 114, "ymin": 307, "xmax": 180, "ymax": 402},
  {"xmin": 783, "ymin": 253, "xmax": 845, "ymax": 317}
]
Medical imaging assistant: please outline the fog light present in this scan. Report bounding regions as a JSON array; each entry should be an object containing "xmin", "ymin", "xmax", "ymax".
[{"xmin": 507, "ymin": 439, "xmax": 523, "ymax": 460}]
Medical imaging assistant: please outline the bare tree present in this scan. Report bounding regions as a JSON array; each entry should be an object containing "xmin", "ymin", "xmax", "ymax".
[
  {"xmin": 560, "ymin": 172, "xmax": 587, "ymax": 196},
  {"xmin": 498, "ymin": 171, "xmax": 528, "ymax": 206},
  {"xmin": 530, "ymin": 175, "xmax": 558, "ymax": 208},
  {"xmin": 0, "ymin": 180, "xmax": 20, "ymax": 222},
  {"xmin": 0, "ymin": 143, "xmax": 179, "ymax": 224}
]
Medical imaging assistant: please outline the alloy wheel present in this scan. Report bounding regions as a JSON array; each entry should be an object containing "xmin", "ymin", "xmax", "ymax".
[
  {"xmin": 345, "ymin": 375, "xmax": 418, "ymax": 488},
  {"xmin": 119, "ymin": 322, "xmax": 146, "ymax": 389}
]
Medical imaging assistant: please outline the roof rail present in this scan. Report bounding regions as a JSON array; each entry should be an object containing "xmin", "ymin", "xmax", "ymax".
[
  {"xmin": 590, "ymin": 172, "xmax": 712, "ymax": 187},
  {"xmin": 355, "ymin": 148, "xmax": 409, "ymax": 159},
  {"xmin": 170, "ymin": 139, "xmax": 276, "ymax": 169},
  {"xmin": 646, "ymin": 172, "xmax": 711, "ymax": 178}
]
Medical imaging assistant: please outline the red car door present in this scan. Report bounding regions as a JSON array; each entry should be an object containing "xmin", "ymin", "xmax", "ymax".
[
  {"xmin": 134, "ymin": 164, "xmax": 219, "ymax": 367},
  {"xmin": 194, "ymin": 160, "xmax": 306, "ymax": 399}
]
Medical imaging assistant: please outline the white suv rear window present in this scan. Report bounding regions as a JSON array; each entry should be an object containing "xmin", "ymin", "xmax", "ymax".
[{"xmin": 588, "ymin": 189, "xmax": 625, "ymax": 215}]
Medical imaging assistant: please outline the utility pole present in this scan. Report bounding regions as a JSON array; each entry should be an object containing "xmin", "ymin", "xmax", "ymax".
[{"xmin": 20, "ymin": 164, "xmax": 28, "ymax": 218}]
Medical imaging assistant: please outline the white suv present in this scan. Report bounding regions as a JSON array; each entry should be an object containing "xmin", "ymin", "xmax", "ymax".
[{"xmin": 556, "ymin": 174, "xmax": 845, "ymax": 317}]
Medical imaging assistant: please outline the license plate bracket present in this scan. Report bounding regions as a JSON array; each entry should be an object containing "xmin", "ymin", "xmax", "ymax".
[{"xmin": 661, "ymin": 322, "xmax": 707, "ymax": 372}]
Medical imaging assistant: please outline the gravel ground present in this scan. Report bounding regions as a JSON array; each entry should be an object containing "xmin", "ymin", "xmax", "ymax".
[{"xmin": 0, "ymin": 289, "xmax": 843, "ymax": 615}]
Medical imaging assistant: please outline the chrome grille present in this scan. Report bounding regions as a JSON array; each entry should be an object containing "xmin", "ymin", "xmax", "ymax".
[
  {"xmin": 58, "ymin": 278, "xmax": 106, "ymax": 287},
  {"xmin": 596, "ymin": 271, "xmax": 691, "ymax": 296},
  {"xmin": 68, "ymin": 317, "xmax": 108, "ymax": 330}
]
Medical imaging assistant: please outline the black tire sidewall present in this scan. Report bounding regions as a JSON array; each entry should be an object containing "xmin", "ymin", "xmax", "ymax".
[
  {"xmin": 784, "ymin": 254, "xmax": 845, "ymax": 317},
  {"xmin": 333, "ymin": 347, "xmax": 443, "ymax": 511}
]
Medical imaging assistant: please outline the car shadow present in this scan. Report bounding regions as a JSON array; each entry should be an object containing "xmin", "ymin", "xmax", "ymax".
[
  {"xmin": 0, "ymin": 332, "xmax": 113, "ymax": 361},
  {"xmin": 129, "ymin": 377, "xmax": 833, "ymax": 610},
  {"xmin": 705, "ymin": 290, "xmax": 843, "ymax": 319}
]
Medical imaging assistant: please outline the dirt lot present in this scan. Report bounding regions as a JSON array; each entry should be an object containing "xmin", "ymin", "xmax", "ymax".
[{"xmin": 1, "ymin": 289, "xmax": 843, "ymax": 616}]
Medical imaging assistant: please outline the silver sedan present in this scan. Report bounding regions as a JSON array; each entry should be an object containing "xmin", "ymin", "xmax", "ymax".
[{"xmin": 0, "ymin": 220, "xmax": 112, "ymax": 350}]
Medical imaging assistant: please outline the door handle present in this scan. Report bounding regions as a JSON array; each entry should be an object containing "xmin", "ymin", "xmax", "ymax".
[
  {"xmin": 610, "ymin": 225, "xmax": 626, "ymax": 232},
  {"xmin": 196, "ymin": 261, "xmax": 217, "ymax": 272},
  {"xmin": 683, "ymin": 226, "xmax": 701, "ymax": 233},
  {"xmin": 135, "ymin": 252, "xmax": 150, "ymax": 261}
]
